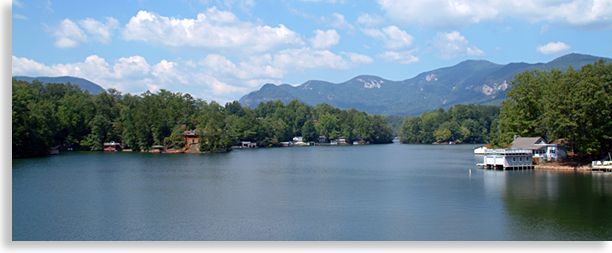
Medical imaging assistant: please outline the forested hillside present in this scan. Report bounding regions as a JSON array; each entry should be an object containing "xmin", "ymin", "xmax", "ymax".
[
  {"xmin": 397, "ymin": 58, "xmax": 612, "ymax": 160},
  {"xmin": 240, "ymin": 53, "xmax": 610, "ymax": 116},
  {"xmin": 12, "ymin": 79, "xmax": 393, "ymax": 158},
  {"xmin": 13, "ymin": 76, "xmax": 106, "ymax": 94},
  {"xmin": 489, "ymin": 59, "xmax": 612, "ymax": 160},
  {"xmin": 398, "ymin": 104, "xmax": 500, "ymax": 144}
]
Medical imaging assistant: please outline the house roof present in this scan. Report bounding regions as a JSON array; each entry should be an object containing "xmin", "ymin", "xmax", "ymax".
[
  {"xmin": 511, "ymin": 137, "xmax": 548, "ymax": 150},
  {"xmin": 473, "ymin": 144, "xmax": 489, "ymax": 149}
]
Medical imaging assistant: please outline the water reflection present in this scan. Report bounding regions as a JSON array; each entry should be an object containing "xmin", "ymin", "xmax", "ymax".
[
  {"xmin": 495, "ymin": 170, "xmax": 612, "ymax": 240},
  {"xmin": 13, "ymin": 146, "xmax": 612, "ymax": 240}
]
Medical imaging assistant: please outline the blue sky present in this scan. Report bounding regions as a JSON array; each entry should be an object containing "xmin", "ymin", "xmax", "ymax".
[{"xmin": 11, "ymin": 0, "xmax": 612, "ymax": 104}]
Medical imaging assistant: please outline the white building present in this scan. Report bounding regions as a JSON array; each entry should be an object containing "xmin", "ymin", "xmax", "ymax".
[
  {"xmin": 292, "ymin": 136, "xmax": 308, "ymax": 146},
  {"xmin": 478, "ymin": 149, "xmax": 534, "ymax": 170},
  {"xmin": 473, "ymin": 144, "xmax": 489, "ymax": 155},
  {"xmin": 511, "ymin": 137, "xmax": 567, "ymax": 162}
]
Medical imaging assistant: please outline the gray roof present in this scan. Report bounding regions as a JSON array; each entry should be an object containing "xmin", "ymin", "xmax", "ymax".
[{"xmin": 511, "ymin": 137, "xmax": 548, "ymax": 150}]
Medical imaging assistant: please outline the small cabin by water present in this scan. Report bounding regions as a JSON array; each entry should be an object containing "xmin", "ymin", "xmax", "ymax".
[
  {"xmin": 104, "ymin": 141, "xmax": 122, "ymax": 152},
  {"xmin": 292, "ymin": 136, "xmax": 308, "ymax": 146},
  {"xmin": 477, "ymin": 149, "xmax": 534, "ymax": 170},
  {"xmin": 184, "ymin": 130, "xmax": 200, "ymax": 147},
  {"xmin": 152, "ymin": 145, "xmax": 166, "ymax": 153},
  {"xmin": 241, "ymin": 141, "xmax": 257, "ymax": 148}
]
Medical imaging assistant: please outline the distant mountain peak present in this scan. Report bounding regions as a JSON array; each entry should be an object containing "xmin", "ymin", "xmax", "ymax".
[
  {"xmin": 239, "ymin": 53, "xmax": 611, "ymax": 116},
  {"xmin": 356, "ymin": 77, "xmax": 384, "ymax": 89},
  {"xmin": 12, "ymin": 76, "xmax": 106, "ymax": 94}
]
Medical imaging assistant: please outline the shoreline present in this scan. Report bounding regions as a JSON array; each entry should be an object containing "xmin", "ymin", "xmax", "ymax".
[{"xmin": 534, "ymin": 164, "xmax": 612, "ymax": 172}]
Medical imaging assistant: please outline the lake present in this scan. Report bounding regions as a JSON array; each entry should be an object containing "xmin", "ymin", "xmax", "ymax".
[{"xmin": 11, "ymin": 143, "xmax": 612, "ymax": 240}]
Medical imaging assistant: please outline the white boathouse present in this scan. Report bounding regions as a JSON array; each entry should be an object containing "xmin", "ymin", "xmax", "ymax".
[
  {"xmin": 477, "ymin": 149, "xmax": 534, "ymax": 170},
  {"xmin": 473, "ymin": 144, "xmax": 489, "ymax": 155}
]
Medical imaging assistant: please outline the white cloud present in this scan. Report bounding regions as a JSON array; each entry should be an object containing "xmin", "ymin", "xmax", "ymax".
[
  {"xmin": 376, "ymin": 51, "xmax": 420, "ymax": 64},
  {"xmin": 309, "ymin": 29, "xmax": 341, "ymax": 49},
  {"xmin": 361, "ymin": 25, "xmax": 414, "ymax": 50},
  {"xmin": 51, "ymin": 19, "xmax": 88, "ymax": 48},
  {"xmin": 322, "ymin": 13, "xmax": 355, "ymax": 30},
  {"xmin": 380, "ymin": 26, "xmax": 414, "ymax": 50},
  {"xmin": 377, "ymin": 0, "xmax": 612, "ymax": 30},
  {"xmin": 341, "ymin": 52, "xmax": 374, "ymax": 64},
  {"xmin": 11, "ymin": 55, "xmax": 245, "ymax": 103},
  {"xmin": 432, "ymin": 31, "xmax": 485, "ymax": 60},
  {"xmin": 13, "ymin": 14, "xmax": 28, "ymax": 20},
  {"xmin": 13, "ymin": 0, "xmax": 25, "ymax": 8},
  {"xmin": 356, "ymin": 13, "xmax": 385, "ymax": 27},
  {"xmin": 273, "ymin": 48, "xmax": 353, "ymax": 71},
  {"xmin": 49, "ymin": 17, "xmax": 121, "ymax": 48},
  {"xmin": 12, "ymin": 49, "xmax": 370, "ymax": 103},
  {"xmin": 199, "ymin": 54, "xmax": 283, "ymax": 80},
  {"xmin": 113, "ymin": 56, "xmax": 151, "ymax": 79},
  {"xmin": 121, "ymin": 8, "xmax": 304, "ymax": 54},
  {"xmin": 536, "ymin": 41, "xmax": 571, "ymax": 55},
  {"xmin": 78, "ymin": 17, "xmax": 120, "ymax": 44},
  {"xmin": 45, "ymin": 0, "xmax": 54, "ymax": 13}
]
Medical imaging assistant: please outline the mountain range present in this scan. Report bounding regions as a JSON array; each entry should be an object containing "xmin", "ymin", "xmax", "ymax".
[
  {"xmin": 239, "ymin": 53, "xmax": 611, "ymax": 116},
  {"xmin": 13, "ymin": 76, "xmax": 106, "ymax": 95}
]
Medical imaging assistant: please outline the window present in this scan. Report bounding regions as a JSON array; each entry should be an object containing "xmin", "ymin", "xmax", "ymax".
[
  {"xmin": 520, "ymin": 157, "xmax": 523, "ymax": 161},
  {"xmin": 513, "ymin": 157, "xmax": 516, "ymax": 161}
]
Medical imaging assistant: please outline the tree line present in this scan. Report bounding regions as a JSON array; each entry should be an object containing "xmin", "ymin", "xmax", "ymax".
[
  {"xmin": 397, "ymin": 59, "xmax": 612, "ymax": 161},
  {"xmin": 398, "ymin": 104, "xmax": 500, "ymax": 144},
  {"xmin": 489, "ymin": 59, "xmax": 612, "ymax": 160},
  {"xmin": 12, "ymin": 78, "xmax": 393, "ymax": 157}
]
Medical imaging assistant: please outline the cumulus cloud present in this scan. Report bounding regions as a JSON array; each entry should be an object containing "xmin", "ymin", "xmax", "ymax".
[
  {"xmin": 12, "ymin": 49, "xmax": 371, "ymax": 103},
  {"xmin": 376, "ymin": 51, "xmax": 420, "ymax": 64},
  {"xmin": 536, "ymin": 41, "xmax": 571, "ymax": 55},
  {"xmin": 377, "ymin": 0, "xmax": 612, "ymax": 30},
  {"xmin": 321, "ymin": 13, "xmax": 355, "ymax": 30},
  {"xmin": 309, "ymin": 29, "xmax": 341, "ymax": 49},
  {"xmin": 432, "ymin": 31, "xmax": 485, "ymax": 60},
  {"xmin": 356, "ymin": 13, "xmax": 385, "ymax": 27},
  {"xmin": 49, "ymin": 17, "xmax": 120, "ymax": 48},
  {"xmin": 361, "ymin": 25, "xmax": 414, "ymax": 50},
  {"xmin": 273, "ymin": 48, "xmax": 353, "ymax": 71},
  {"xmin": 11, "ymin": 55, "xmax": 249, "ymax": 103},
  {"xmin": 78, "ymin": 17, "xmax": 120, "ymax": 44},
  {"xmin": 121, "ymin": 7, "xmax": 304, "ymax": 54},
  {"xmin": 341, "ymin": 52, "xmax": 374, "ymax": 64},
  {"xmin": 51, "ymin": 19, "xmax": 88, "ymax": 48}
]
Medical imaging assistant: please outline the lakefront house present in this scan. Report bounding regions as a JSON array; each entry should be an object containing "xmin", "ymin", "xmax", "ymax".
[{"xmin": 510, "ymin": 136, "xmax": 567, "ymax": 162}]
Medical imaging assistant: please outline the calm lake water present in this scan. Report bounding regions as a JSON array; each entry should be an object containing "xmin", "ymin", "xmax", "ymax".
[{"xmin": 12, "ymin": 143, "xmax": 612, "ymax": 241}]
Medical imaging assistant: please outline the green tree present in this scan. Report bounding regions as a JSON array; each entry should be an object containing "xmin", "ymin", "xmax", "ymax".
[{"xmin": 434, "ymin": 129, "xmax": 452, "ymax": 142}]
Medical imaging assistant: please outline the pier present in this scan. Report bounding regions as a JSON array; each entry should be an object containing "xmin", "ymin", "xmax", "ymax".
[
  {"xmin": 477, "ymin": 149, "xmax": 534, "ymax": 170},
  {"xmin": 592, "ymin": 160, "xmax": 612, "ymax": 172}
]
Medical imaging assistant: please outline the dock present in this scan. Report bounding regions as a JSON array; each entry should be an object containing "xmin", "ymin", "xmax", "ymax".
[
  {"xmin": 477, "ymin": 149, "xmax": 534, "ymax": 170},
  {"xmin": 592, "ymin": 160, "xmax": 612, "ymax": 172}
]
